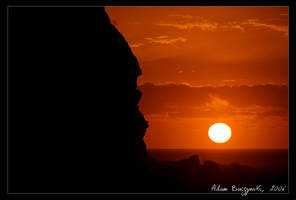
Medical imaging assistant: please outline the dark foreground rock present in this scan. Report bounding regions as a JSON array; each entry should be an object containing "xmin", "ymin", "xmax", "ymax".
[{"xmin": 10, "ymin": 7, "xmax": 149, "ymax": 193}]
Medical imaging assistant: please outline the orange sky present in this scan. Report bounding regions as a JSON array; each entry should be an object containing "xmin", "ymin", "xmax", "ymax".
[{"xmin": 106, "ymin": 7, "xmax": 288, "ymax": 149}]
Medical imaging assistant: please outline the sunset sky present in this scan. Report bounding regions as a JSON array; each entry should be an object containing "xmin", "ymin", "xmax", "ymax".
[{"xmin": 106, "ymin": 7, "xmax": 288, "ymax": 149}]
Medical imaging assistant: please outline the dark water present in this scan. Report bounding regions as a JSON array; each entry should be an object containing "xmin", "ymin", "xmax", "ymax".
[{"xmin": 148, "ymin": 149, "xmax": 288, "ymax": 171}]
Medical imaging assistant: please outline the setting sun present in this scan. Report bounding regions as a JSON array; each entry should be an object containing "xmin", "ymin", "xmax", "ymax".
[{"xmin": 208, "ymin": 123, "xmax": 232, "ymax": 143}]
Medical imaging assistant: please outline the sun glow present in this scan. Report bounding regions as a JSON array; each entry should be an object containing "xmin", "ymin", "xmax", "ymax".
[{"xmin": 208, "ymin": 123, "xmax": 232, "ymax": 143}]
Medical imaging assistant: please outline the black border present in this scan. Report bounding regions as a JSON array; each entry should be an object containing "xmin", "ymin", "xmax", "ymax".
[{"xmin": 1, "ymin": 0, "xmax": 295, "ymax": 199}]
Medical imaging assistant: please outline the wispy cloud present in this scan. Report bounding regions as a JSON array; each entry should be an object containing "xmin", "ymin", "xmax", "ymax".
[
  {"xmin": 221, "ymin": 22, "xmax": 246, "ymax": 32},
  {"xmin": 155, "ymin": 22, "xmax": 218, "ymax": 31},
  {"xmin": 223, "ymin": 80, "xmax": 236, "ymax": 83},
  {"xmin": 155, "ymin": 17, "xmax": 287, "ymax": 37},
  {"xmin": 205, "ymin": 95, "xmax": 230, "ymax": 110},
  {"xmin": 145, "ymin": 36, "xmax": 187, "ymax": 44},
  {"xmin": 243, "ymin": 19, "xmax": 288, "ymax": 37},
  {"xmin": 130, "ymin": 43, "xmax": 144, "ymax": 48},
  {"xmin": 229, "ymin": 24, "xmax": 245, "ymax": 32}
]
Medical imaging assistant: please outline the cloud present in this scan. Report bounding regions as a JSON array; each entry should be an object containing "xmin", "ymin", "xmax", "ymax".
[
  {"xmin": 223, "ymin": 80, "xmax": 236, "ymax": 83},
  {"xmin": 206, "ymin": 95, "xmax": 230, "ymax": 109},
  {"xmin": 139, "ymin": 83, "xmax": 288, "ymax": 120},
  {"xmin": 155, "ymin": 18, "xmax": 287, "ymax": 37},
  {"xmin": 243, "ymin": 19, "xmax": 288, "ymax": 37},
  {"xmin": 155, "ymin": 20, "xmax": 243, "ymax": 32},
  {"xmin": 130, "ymin": 43, "xmax": 144, "ymax": 48},
  {"xmin": 221, "ymin": 22, "xmax": 246, "ymax": 32},
  {"xmin": 155, "ymin": 22, "xmax": 218, "ymax": 31},
  {"xmin": 145, "ymin": 36, "xmax": 187, "ymax": 44},
  {"xmin": 229, "ymin": 24, "xmax": 245, "ymax": 32}
]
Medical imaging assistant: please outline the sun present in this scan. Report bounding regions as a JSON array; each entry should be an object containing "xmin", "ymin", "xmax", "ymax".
[{"xmin": 208, "ymin": 123, "xmax": 231, "ymax": 143}]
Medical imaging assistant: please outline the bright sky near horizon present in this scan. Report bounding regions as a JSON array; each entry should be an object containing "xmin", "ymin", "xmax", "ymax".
[{"xmin": 106, "ymin": 7, "xmax": 288, "ymax": 149}]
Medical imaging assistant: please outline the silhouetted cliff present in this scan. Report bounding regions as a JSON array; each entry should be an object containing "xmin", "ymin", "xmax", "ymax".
[{"xmin": 10, "ymin": 7, "xmax": 149, "ymax": 192}]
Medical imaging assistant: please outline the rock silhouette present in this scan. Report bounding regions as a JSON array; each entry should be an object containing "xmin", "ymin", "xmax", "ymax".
[
  {"xmin": 9, "ymin": 7, "xmax": 287, "ymax": 193},
  {"xmin": 10, "ymin": 7, "xmax": 149, "ymax": 192}
]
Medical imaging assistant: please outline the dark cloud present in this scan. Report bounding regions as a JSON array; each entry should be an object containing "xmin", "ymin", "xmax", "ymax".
[{"xmin": 139, "ymin": 83, "xmax": 288, "ymax": 119}]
